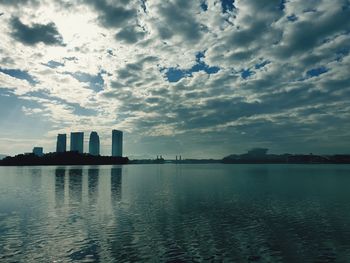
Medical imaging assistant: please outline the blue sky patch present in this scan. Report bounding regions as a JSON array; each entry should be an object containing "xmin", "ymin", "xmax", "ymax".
[
  {"xmin": 164, "ymin": 68, "xmax": 187, "ymax": 82},
  {"xmin": 26, "ymin": 90, "xmax": 97, "ymax": 116},
  {"xmin": 335, "ymin": 48, "xmax": 349, "ymax": 61},
  {"xmin": 241, "ymin": 69, "xmax": 255, "ymax": 79},
  {"xmin": 287, "ymin": 14, "xmax": 298, "ymax": 22},
  {"xmin": 306, "ymin": 67, "xmax": 328, "ymax": 78},
  {"xmin": 255, "ymin": 60, "xmax": 270, "ymax": 70},
  {"xmin": 0, "ymin": 89, "xmax": 50, "ymax": 139},
  {"xmin": 0, "ymin": 67, "xmax": 38, "ymax": 85},
  {"xmin": 163, "ymin": 52, "xmax": 220, "ymax": 82},
  {"xmin": 221, "ymin": 0, "xmax": 235, "ymax": 13},
  {"xmin": 140, "ymin": 0, "xmax": 147, "ymax": 13},
  {"xmin": 44, "ymin": 60, "xmax": 64, "ymax": 68},
  {"xmin": 66, "ymin": 71, "xmax": 105, "ymax": 92},
  {"xmin": 200, "ymin": 1, "xmax": 208, "ymax": 11},
  {"xmin": 279, "ymin": 0, "xmax": 286, "ymax": 11}
]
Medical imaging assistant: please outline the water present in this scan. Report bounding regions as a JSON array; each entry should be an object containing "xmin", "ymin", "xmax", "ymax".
[{"xmin": 0, "ymin": 164, "xmax": 350, "ymax": 262}]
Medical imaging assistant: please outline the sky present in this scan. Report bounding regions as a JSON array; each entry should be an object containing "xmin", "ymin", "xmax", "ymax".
[{"xmin": 0, "ymin": 0, "xmax": 349, "ymax": 159}]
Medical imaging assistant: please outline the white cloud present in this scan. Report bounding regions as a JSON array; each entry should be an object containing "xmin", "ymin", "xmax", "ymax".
[{"xmin": 0, "ymin": 0, "xmax": 349, "ymax": 157}]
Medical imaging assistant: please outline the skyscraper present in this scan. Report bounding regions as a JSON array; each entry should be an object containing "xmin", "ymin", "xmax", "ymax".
[
  {"xmin": 56, "ymin": 134, "xmax": 67, "ymax": 153},
  {"xmin": 70, "ymin": 132, "xmax": 84, "ymax": 153},
  {"xmin": 89, "ymin": 131, "xmax": 100, "ymax": 156},
  {"xmin": 112, "ymin": 130, "xmax": 123, "ymax": 157},
  {"xmin": 32, "ymin": 147, "xmax": 43, "ymax": 156}
]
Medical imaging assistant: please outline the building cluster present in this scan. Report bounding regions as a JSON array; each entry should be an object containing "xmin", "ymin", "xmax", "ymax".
[{"xmin": 32, "ymin": 129, "xmax": 123, "ymax": 157}]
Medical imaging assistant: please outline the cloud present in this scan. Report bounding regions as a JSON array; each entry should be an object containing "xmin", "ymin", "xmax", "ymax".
[
  {"xmin": 274, "ymin": 3, "xmax": 350, "ymax": 59},
  {"xmin": 0, "ymin": 0, "xmax": 349, "ymax": 157},
  {"xmin": 84, "ymin": 0, "xmax": 136, "ymax": 28},
  {"xmin": 162, "ymin": 52, "xmax": 220, "ymax": 82},
  {"xmin": 115, "ymin": 26, "xmax": 146, "ymax": 44},
  {"xmin": 154, "ymin": 0, "xmax": 204, "ymax": 43},
  {"xmin": 0, "ymin": 0, "xmax": 38, "ymax": 6},
  {"xmin": 10, "ymin": 17, "xmax": 64, "ymax": 46}
]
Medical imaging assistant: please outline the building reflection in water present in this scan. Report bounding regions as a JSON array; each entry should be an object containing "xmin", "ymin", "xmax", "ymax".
[
  {"xmin": 88, "ymin": 168, "xmax": 99, "ymax": 205},
  {"xmin": 69, "ymin": 169, "xmax": 83, "ymax": 204},
  {"xmin": 111, "ymin": 168, "xmax": 122, "ymax": 202},
  {"xmin": 55, "ymin": 168, "xmax": 65, "ymax": 207},
  {"xmin": 54, "ymin": 167, "xmax": 123, "ymax": 209}
]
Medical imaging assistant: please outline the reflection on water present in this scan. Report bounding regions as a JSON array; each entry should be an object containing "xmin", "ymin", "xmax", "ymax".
[
  {"xmin": 88, "ymin": 168, "xmax": 99, "ymax": 204},
  {"xmin": 69, "ymin": 169, "xmax": 83, "ymax": 204},
  {"xmin": 55, "ymin": 168, "xmax": 65, "ymax": 207},
  {"xmin": 111, "ymin": 168, "xmax": 122, "ymax": 202},
  {"xmin": 0, "ymin": 164, "xmax": 350, "ymax": 262},
  {"xmin": 53, "ymin": 167, "xmax": 122, "ymax": 211}
]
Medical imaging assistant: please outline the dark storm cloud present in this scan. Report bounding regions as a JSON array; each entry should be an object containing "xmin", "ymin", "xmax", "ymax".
[{"xmin": 10, "ymin": 17, "xmax": 64, "ymax": 46}]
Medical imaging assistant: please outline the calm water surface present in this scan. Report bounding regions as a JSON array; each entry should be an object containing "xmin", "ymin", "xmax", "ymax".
[{"xmin": 0, "ymin": 164, "xmax": 350, "ymax": 262}]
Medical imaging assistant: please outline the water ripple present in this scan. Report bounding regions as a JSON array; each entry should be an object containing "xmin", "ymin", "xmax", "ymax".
[{"xmin": 0, "ymin": 164, "xmax": 350, "ymax": 262}]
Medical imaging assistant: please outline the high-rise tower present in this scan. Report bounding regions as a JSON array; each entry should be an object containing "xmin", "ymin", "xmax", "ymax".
[
  {"xmin": 112, "ymin": 130, "xmax": 123, "ymax": 157},
  {"xmin": 89, "ymin": 131, "xmax": 100, "ymax": 156},
  {"xmin": 56, "ymin": 134, "xmax": 67, "ymax": 153},
  {"xmin": 32, "ymin": 147, "xmax": 43, "ymax": 157},
  {"xmin": 70, "ymin": 132, "xmax": 84, "ymax": 153}
]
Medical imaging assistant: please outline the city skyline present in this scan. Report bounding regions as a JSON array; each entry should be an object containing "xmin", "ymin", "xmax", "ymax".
[
  {"xmin": 0, "ymin": 0, "xmax": 349, "ymax": 158},
  {"xmin": 26, "ymin": 129, "xmax": 124, "ymax": 158},
  {"xmin": 29, "ymin": 129, "xmax": 123, "ymax": 157}
]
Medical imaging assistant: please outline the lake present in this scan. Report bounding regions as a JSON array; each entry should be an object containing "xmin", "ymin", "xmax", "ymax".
[{"xmin": 0, "ymin": 164, "xmax": 350, "ymax": 262}]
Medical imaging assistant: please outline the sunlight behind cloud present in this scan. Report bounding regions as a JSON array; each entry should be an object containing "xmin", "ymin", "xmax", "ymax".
[{"xmin": 0, "ymin": 0, "xmax": 349, "ymax": 157}]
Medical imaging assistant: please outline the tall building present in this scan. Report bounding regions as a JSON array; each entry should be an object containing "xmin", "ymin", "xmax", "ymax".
[
  {"xmin": 112, "ymin": 130, "xmax": 123, "ymax": 157},
  {"xmin": 89, "ymin": 131, "xmax": 100, "ymax": 156},
  {"xmin": 70, "ymin": 132, "xmax": 84, "ymax": 153},
  {"xmin": 56, "ymin": 134, "xmax": 67, "ymax": 152},
  {"xmin": 33, "ymin": 147, "xmax": 43, "ymax": 156}
]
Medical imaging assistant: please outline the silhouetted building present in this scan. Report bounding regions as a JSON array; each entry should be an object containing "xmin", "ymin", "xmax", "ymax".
[
  {"xmin": 32, "ymin": 147, "xmax": 43, "ymax": 157},
  {"xmin": 56, "ymin": 134, "xmax": 67, "ymax": 153},
  {"xmin": 70, "ymin": 132, "xmax": 84, "ymax": 153},
  {"xmin": 112, "ymin": 130, "xmax": 123, "ymax": 157},
  {"xmin": 89, "ymin": 131, "xmax": 100, "ymax": 156}
]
